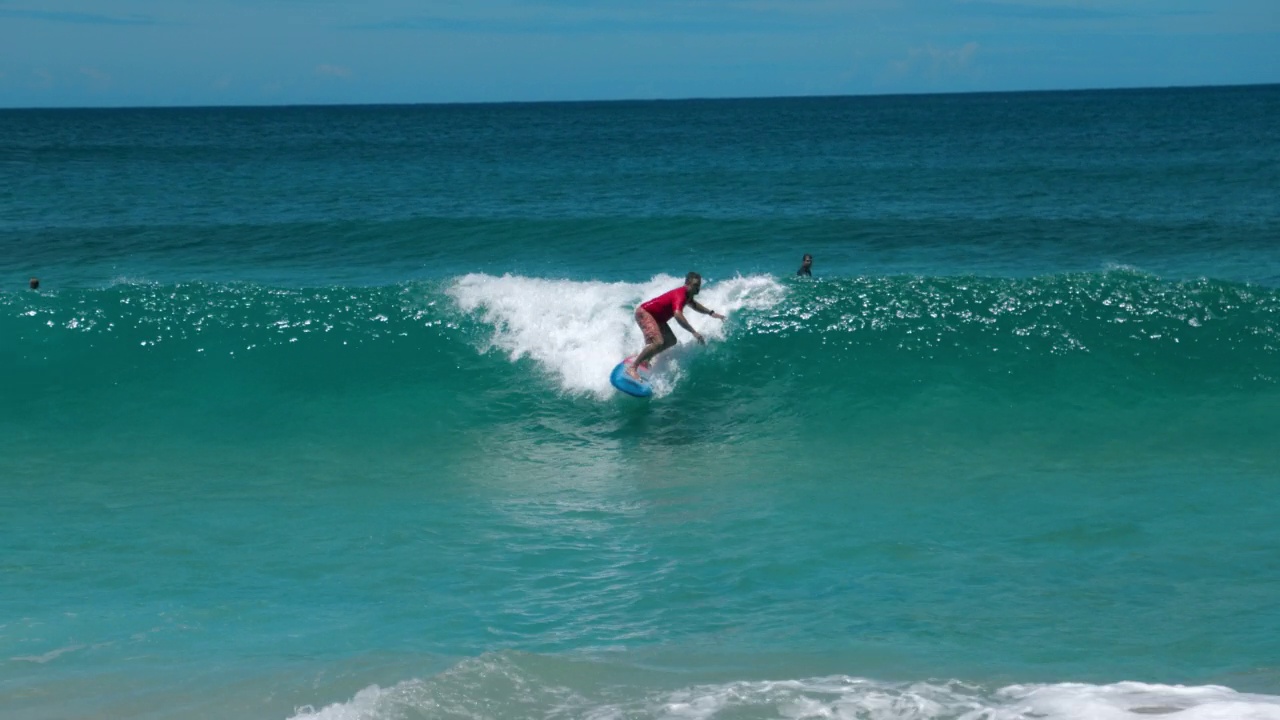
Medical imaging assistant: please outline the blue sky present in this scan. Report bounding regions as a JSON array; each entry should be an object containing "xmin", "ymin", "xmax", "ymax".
[{"xmin": 0, "ymin": 0, "xmax": 1277, "ymax": 107}]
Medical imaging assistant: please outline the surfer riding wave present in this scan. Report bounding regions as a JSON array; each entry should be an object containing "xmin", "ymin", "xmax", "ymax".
[{"xmin": 627, "ymin": 272, "xmax": 724, "ymax": 381}]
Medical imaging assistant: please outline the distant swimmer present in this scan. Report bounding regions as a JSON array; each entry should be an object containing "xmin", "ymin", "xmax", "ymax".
[
  {"xmin": 626, "ymin": 272, "xmax": 724, "ymax": 381},
  {"xmin": 29, "ymin": 277, "xmax": 39, "ymax": 290},
  {"xmin": 797, "ymin": 254, "xmax": 812, "ymax": 277}
]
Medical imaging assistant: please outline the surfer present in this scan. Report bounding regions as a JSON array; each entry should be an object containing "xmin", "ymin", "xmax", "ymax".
[
  {"xmin": 797, "ymin": 254, "xmax": 812, "ymax": 277},
  {"xmin": 627, "ymin": 272, "xmax": 724, "ymax": 381},
  {"xmin": 29, "ymin": 277, "xmax": 39, "ymax": 290}
]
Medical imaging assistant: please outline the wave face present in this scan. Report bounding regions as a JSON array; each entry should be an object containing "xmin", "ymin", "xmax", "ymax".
[
  {"xmin": 5, "ymin": 271, "xmax": 1278, "ymax": 469},
  {"xmin": 7, "ymin": 270, "xmax": 1278, "ymax": 391}
]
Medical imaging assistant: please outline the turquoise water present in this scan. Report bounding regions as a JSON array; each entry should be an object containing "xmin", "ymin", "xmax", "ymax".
[{"xmin": 3, "ymin": 87, "xmax": 1280, "ymax": 719}]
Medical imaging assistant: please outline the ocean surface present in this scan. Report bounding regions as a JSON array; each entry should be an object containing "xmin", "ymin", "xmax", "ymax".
[{"xmin": 3, "ymin": 85, "xmax": 1280, "ymax": 720}]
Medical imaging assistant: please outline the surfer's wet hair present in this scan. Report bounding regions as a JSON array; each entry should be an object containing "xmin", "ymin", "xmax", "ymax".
[{"xmin": 686, "ymin": 272, "xmax": 702, "ymax": 284}]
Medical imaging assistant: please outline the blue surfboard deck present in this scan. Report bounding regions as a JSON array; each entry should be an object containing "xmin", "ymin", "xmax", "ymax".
[{"xmin": 610, "ymin": 358, "xmax": 653, "ymax": 398}]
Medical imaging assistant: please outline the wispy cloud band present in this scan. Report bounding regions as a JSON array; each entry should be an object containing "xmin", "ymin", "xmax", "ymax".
[{"xmin": 0, "ymin": 8, "xmax": 158, "ymax": 26}]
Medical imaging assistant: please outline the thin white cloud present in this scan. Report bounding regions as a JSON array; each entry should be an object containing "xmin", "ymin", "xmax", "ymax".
[
  {"xmin": 352, "ymin": 1, "xmax": 840, "ymax": 34},
  {"xmin": 951, "ymin": 1, "xmax": 1128, "ymax": 20},
  {"xmin": 890, "ymin": 41, "xmax": 980, "ymax": 81},
  {"xmin": 79, "ymin": 67, "xmax": 112, "ymax": 92},
  {"xmin": 0, "ymin": 8, "xmax": 156, "ymax": 25},
  {"xmin": 316, "ymin": 64, "xmax": 353, "ymax": 78}
]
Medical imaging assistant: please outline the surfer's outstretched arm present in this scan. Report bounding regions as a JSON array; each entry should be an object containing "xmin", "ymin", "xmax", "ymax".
[
  {"xmin": 673, "ymin": 309, "xmax": 705, "ymax": 345},
  {"xmin": 687, "ymin": 299, "xmax": 724, "ymax": 320}
]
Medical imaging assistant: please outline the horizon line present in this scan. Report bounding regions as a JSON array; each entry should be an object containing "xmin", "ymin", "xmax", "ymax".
[{"xmin": 2, "ymin": 80, "xmax": 1276, "ymax": 113}]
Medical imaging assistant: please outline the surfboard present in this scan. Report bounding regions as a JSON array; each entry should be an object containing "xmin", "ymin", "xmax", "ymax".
[{"xmin": 610, "ymin": 357, "xmax": 653, "ymax": 398}]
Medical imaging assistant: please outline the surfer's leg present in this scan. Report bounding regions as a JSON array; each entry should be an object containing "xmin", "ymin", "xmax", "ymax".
[
  {"xmin": 632, "ymin": 322, "xmax": 677, "ymax": 378},
  {"xmin": 658, "ymin": 323, "xmax": 677, "ymax": 354},
  {"xmin": 629, "ymin": 309, "xmax": 665, "ymax": 380},
  {"xmin": 630, "ymin": 343, "xmax": 663, "ymax": 380}
]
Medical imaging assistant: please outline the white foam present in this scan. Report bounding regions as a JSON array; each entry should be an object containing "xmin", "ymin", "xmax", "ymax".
[
  {"xmin": 447, "ymin": 273, "xmax": 786, "ymax": 398},
  {"xmin": 289, "ymin": 672, "xmax": 1280, "ymax": 720},
  {"xmin": 10, "ymin": 643, "xmax": 86, "ymax": 664},
  {"xmin": 991, "ymin": 681, "xmax": 1280, "ymax": 720},
  {"xmin": 291, "ymin": 683, "xmax": 394, "ymax": 720}
]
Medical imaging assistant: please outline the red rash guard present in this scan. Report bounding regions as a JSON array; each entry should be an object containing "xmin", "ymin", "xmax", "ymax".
[{"xmin": 640, "ymin": 287, "xmax": 688, "ymax": 323}]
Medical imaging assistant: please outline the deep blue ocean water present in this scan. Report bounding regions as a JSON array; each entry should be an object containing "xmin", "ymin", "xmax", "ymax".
[{"xmin": 3, "ymin": 85, "xmax": 1280, "ymax": 719}]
